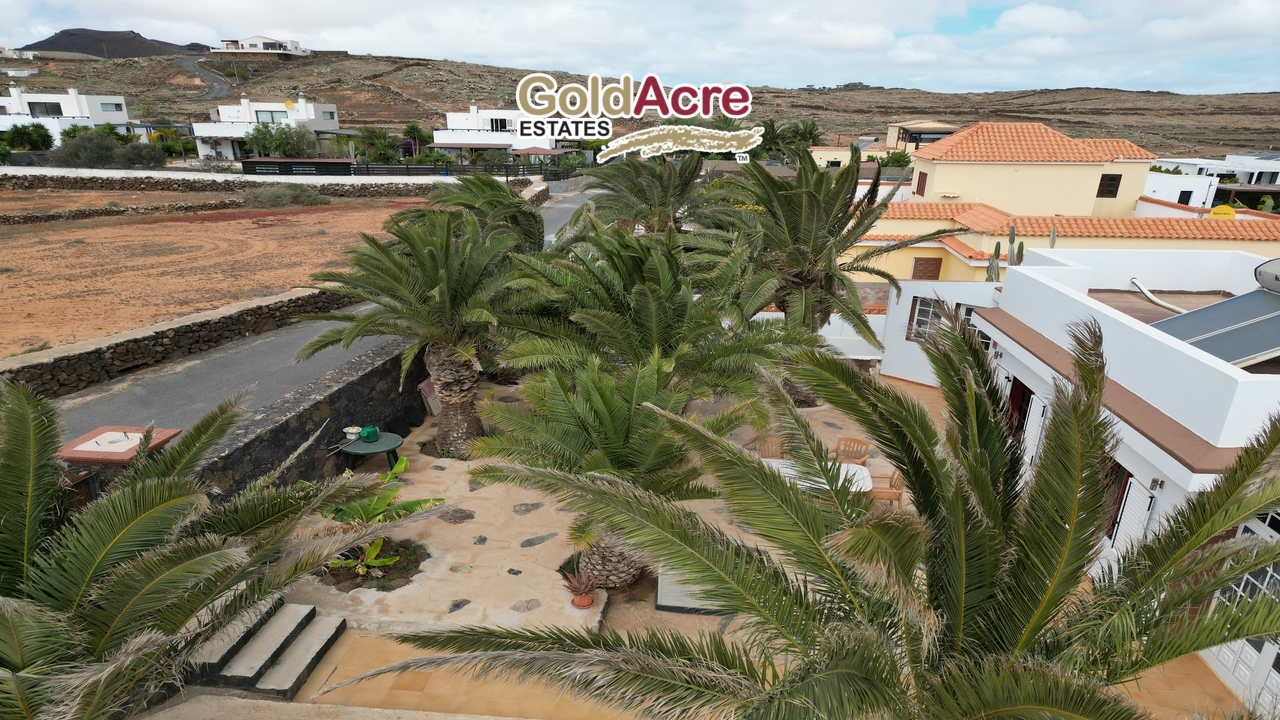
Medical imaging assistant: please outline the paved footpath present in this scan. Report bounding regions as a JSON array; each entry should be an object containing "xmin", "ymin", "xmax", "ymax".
[{"xmin": 54, "ymin": 190, "xmax": 596, "ymax": 439}]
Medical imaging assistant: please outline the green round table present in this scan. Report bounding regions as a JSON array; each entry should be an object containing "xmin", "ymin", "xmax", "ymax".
[{"xmin": 338, "ymin": 432, "xmax": 404, "ymax": 471}]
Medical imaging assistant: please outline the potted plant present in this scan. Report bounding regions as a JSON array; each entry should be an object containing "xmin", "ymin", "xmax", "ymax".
[{"xmin": 562, "ymin": 569, "xmax": 598, "ymax": 608}]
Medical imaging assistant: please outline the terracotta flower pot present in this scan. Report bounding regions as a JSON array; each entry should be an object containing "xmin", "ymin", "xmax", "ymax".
[{"xmin": 571, "ymin": 593, "xmax": 595, "ymax": 609}]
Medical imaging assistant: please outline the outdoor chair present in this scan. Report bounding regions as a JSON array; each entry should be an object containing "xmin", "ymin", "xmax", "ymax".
[
  {"xmin": 830, "ymin": 437, "xmax": 871, "ymax": 465},
  {"xmin": 868, "ymin": 470, "xmax": 905, "ymax": 509}
]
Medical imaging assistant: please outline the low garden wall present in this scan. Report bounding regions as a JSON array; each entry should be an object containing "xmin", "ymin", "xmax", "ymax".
[
  {"xmin": 0, "ymin": 288, "xmax": 359, "ymax": 397},
  {"xmin": 0, "ymin": 199, "xmax": 246, "ymax": 226},
  {"xmin": 0, "ymin": 174, "xmax": 451, "ymax": 197},
  {"xmin": 198, "ymin": 338, "xmax": 428, "ymax": 492}
]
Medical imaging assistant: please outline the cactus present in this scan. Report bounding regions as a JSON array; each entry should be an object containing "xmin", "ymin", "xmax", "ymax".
[
  {"xmin": 1049, "ymin": 227, "xmax": 1057, "ymax": 248},
  {"xmin": 986, "ymin": 241, "xmax": 1002, "ymax": 282},
  {"xmin": 1011, "ymin": 240, "xmax": 1025, "ymax": 266}
]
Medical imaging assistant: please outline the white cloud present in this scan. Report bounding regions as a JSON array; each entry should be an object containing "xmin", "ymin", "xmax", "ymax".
[
  {"xmin": 994, "ymin": 4, "xmax": 1092, "ymax": 34},
  {"xmin": 0, "ymin": 0, "xmax": 1276, "ymax": 93}
]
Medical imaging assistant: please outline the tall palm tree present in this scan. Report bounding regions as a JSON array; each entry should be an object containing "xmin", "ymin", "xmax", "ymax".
[
  {"xmin": 502, "ymin": 227, "xmax": 818, "ymax": 407},
  {"xmin": 557, "ymin": 153, "xmax": 736, "ymax": 241},
  {"xmin": 724, "ymin": 147, "xmax": 952, "ymax": 343},
  {"xmin": 324, "ymin": 314, "xmax": 1280, "ymax": 720},
  {"xmin": 388, "ymin": 174, "xmax": 545, "ymax": 254},
  {"xmin": 469, "ymin": 358, "xmax": 740, "ymax": 587},
  {"xmin": 0, "ymin": 382, "xmax": 428, "ymax": 720},
  {"xmin": 402, "ymin": 122, "xmax": 431, "ymax": 157},
  {"xmin": 784, "ymin": 119, "xmax": 825, "ymax": 147},
  {"xmin": 298, "ymin": 214, "xmax": 513, "ymax": 458},
  {"xmin": 355, "ymin": 126, "xmax": 402, "ymax": 164}
]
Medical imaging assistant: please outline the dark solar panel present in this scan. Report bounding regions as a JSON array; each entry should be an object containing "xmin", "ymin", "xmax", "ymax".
[
  {"xmin": 1152, "ymin": 290, "xmax": 1280, "ymax": 341},
  {"xmin": 1152, "ymin": 289, "xmax": 1280, "ymax": 366},
  {"xmin": 1190, "ymin": 313, "xmax": 1280, "ymax": 365}
]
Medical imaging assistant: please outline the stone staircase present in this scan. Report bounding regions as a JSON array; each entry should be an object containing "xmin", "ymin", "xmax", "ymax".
[{"xmin": 190, "ymin": 600, "xmax": 346, "ymax": 700}]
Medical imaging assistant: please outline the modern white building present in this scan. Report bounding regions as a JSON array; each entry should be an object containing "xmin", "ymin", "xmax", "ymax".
[
  {"xmin": 871, "ymin": 247, "xmax": 1280, "ymax": 712},
  {"xmin": 212, "ymin": 36, "xmax": 311, "ymax": 57},
  {"xmin": 1140, "ymin": 170, "xmax": 1220, "ymax": 210},
  {"xmin": 1154, "ymin": 153, "xmax": 1280, "ymax": 186},
  {"xmin": 191, "ymin": 93, "xmax": 339, "ymax": 159},
  {"xmin": 430, "ymin": 104, "xmax": 558, "ymax": 154},
  {"xmin": 3, "ymin": 68, "xmax": 38, "ymax": 78},
  {"xmin": 0, "ymin": 85, "xmax": 134, "ymax": 145},
  {"xmin": 0, "ymin": 48, "xmax": 39, "ymax": 60}
]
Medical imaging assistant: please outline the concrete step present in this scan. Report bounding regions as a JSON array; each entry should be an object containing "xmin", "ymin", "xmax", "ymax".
[
  {"xmin": 189, "ymin": 597, "xmax": 283, "ymax": 679},
  {"xmin": 254, "ymin": 615, "xmax": 346, "ymax": 699},
  {"xmin": 217, "ymin": 603, "xmax": 315, "ymax": 687}
]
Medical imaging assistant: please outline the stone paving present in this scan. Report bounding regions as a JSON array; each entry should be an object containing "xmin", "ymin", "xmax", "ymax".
[{"xmin": 284, "ymin": 385, "xmax": 604, "ymax": 634}]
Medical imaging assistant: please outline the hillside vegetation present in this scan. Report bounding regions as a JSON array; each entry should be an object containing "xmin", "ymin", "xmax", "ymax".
[{"xmin": 15, "ymin": 53, "xmax": 1280, "ymax": 156}]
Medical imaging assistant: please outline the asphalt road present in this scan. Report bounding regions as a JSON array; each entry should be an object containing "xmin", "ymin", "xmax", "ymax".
[
  {"xmin": 54, "ymin": 190, "xmax": 598, "ymax": 440},
  {"xmin": 177, "ymin": 56, "xmax": 231, "ymax": 100}
]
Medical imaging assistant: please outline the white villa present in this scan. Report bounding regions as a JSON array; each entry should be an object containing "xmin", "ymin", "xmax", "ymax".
[
  {"xmin": 1154, "ymin": 153, "xmax": 1280, "ymax": 186},
  {"xmin": 0, "ymin": 47, "xmax": 39, "ymax": 60},
  {"xmin": 212, "ymin": 36, "xmax": 311, "ymax": 58},
  {"xmin": 0, "ymin": 85, "xmax": 136, "ymax": 145},
  {"xmin": 430, "ymin": 104, "xmax": 561, "ymax": 155},
  {"xmin": 191, "ymin": 93, "xmax": 340, "ymax": 160},
  {"xmin": 860, "ymin": 247, "xmax": 1280, "ymax": 711}
]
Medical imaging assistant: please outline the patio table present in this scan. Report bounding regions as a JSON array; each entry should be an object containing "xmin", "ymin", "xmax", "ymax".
[{"xmin": 338, "ymin": 432, "xmax": 404, "ymax": 471}]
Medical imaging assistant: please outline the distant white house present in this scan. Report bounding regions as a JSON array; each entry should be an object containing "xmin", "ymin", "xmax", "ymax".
[
  {"xmin": 0, "ymin": 85, "xmax": 137, "ymax": 145},
  {"xmin": 1154, "ymin": 153, "xmax": 1280, "ymax": 186},
  {"xmin": 1138, "ymin": 170, "xmax": 1220, "ymax": 211},
  {"xmin": 212, "ymin": 36, "xmax": 311, "ymax": 58},
  {"xmin": 191, "ymin": 93, "xmax": 339, "ymax": 159},
  {"xmin": 0, "ymin": 47, "xmax": 39, "ymax": 60},
  {"xmin": 430, "ymin": 104, "xmax": 560, "ymax": 154},
  {"xmin": 3, "ymin": 68, "xmax": 38, "ymax": 78}
]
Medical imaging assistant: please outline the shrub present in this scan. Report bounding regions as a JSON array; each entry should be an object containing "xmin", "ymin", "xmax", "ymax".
[
  {"xmin": 115, "ymin": 142, "xmax": 167, "ymax": 169},
  {"xmin": 242, "ymin": 182, "xmax": 332, "ymax": 208},
  {"xmin": 245, "ymin": 123, "xmax": 319, "ymax": 158},
  {"xmin": 48, "ymin": 133, "xmax": 119, "ymax": 168},
  {"xmin": 880, "ymin": 149, "xmax": 913, "ymax": 167},
  {"xmin": 411, "ymin": 149, "xmax": 453, "ymax": 165},
  {"xmin": 0, "ymin": 140, "xmax": 10, "ymax": 165}
]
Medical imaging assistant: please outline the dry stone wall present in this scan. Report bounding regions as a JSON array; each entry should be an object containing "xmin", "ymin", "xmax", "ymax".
[
  {"xmin": 0, "ymin": 199, "xmax": 245, "ymax": 226},
  {"xmin": 0, "ymin": 288, "xmax": 359, "ymax": 397},
  {"xmin": 0, "ymin": 174, "xmax": 528, "ymax": 198}
]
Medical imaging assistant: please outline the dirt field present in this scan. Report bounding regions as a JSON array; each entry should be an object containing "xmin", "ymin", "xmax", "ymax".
[
  {"xmin": 0, "ymin": 189, "xmax": 238, "ymax": 214},
  {"xmin": 0, "ymin": 197, "xmax": 425, "ymax": 357}
]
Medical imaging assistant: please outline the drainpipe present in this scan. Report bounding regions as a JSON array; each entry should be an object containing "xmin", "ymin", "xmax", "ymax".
[{"xmin": 1130, "ymin": 277, "xmax": 1187, "ymax": 314}]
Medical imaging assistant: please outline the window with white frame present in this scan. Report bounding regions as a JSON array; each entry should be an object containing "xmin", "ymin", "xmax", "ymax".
[
  {"xmin": 255, "ymin": 110, "xmax": 289, "ymax": 123},
  {"xmin": 907, "ymin": 297, "xmax": 944, "ymax": 342},
  {"xmin": 100, "ymin": 102, "xmax": 123, "ymax": 112},
  {"xmin": 322, "ymin": 111, "xmax": 335, "ymax": 120}
]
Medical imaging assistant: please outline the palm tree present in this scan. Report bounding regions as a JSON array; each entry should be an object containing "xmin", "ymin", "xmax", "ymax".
[
  {"xmin": 388, "ymin": 174, "xmax": 544, "ymax": 254},
  {"xmin": 355, "ymin": 126, "xmax": 402, "ymax": 164},
  {"xmin": 784, "ymin": 119, "xmax": 825, "ymax": 147},
  {"xmin": 298, "ymin": 214, "xmax": 513, "ymax": 458},
  {"xmin": 723, "ymin": 147, "xmax": 952, "ymax": 343},
  {"xmin": 0, "ymin": 381, "xmax": 426, "ymax": 719},
  {"xmin": 470, "ymin": 358, "xmax": 737, "ymax": 587},
  {"xmin": 502, "ymin": 227, "xmax": 818, "ymax": 407},
  {"xmin": 402, "ymin": 122, "xmax": 431, "ymax": 157},
  {"xmin": 557, "ymin": 153, "xmax": 736, "ymax": 240},
  {"xmin": 324, "ymin": 314, "xmax": 1280, "ymax": 720}
]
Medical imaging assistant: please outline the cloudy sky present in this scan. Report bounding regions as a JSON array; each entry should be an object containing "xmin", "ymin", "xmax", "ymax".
[{"xmin": 4, "ymin": 0, "xmax": 1278, "ymax": 94}]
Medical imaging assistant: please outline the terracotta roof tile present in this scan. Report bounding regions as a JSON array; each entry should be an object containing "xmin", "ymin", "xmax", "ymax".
[
  {"xmin": 912, "ymin": 122, "xmax": 1155, "ymax": 163},
  {"xmin": 992, "ymin": 216, "xmax": 1280, "ymax": 241},
  {"xmin": 952, "ymin": 205, "xmax": 1017, "ymax": 234},
  {"xmin": 1079, "ymin": 138, "xmax": 1158, "ymax": 161},
  {"xmin": 881, "ymin": 202, "xmax": 980, "ymax": 220}
]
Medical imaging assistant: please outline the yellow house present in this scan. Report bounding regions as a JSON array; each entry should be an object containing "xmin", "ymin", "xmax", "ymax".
[
  {"xmin": 886, "ymin": 119, "xmax": 960, "ymax": 151},
  {"xmin": 908, "ymin": 123, "xmax": 1156, "ymax": 217},
  {"xmin": 809, "ymin": 142, "xmax": 889, "ymax": 168},
  {"xmin": 856, "ymin": 202, "xmax": 1280, "ymax": 282}
]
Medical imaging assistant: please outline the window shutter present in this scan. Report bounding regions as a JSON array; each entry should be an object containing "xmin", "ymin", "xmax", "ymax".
[
  {"xmin": 1022, "ymin": 395, "xmax": 1048, "ymax": 467},
  {"xmin": 1111, "ymin": 477, "xmax": 1153, "ymax": 552}
]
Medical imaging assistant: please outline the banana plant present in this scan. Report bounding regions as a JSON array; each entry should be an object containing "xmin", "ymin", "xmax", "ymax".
[{"xmin": 327, "ymin": 537, "xmax": 400, "ymax": 576}]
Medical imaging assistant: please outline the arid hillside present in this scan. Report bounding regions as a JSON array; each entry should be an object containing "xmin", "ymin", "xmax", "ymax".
[{"xmin": 15, "ymin": 53, "xmax": 1280, "ymax": 156}]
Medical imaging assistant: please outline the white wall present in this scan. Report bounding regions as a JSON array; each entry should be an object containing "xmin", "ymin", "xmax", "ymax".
[
  {"xmin": 879, "ymin": 281, "xmax": 1001, "ymax": 385},
  {"xmin": 755, "ymin": 311, "xmax": 886, "ymax": 359},
  {"xmin": 1140, "ymin": 172, "xmax": 1218, "ymax": 210},
  {"xmin": 999, "ymin": 250, "xmax": 1280, "ymax": 448}
]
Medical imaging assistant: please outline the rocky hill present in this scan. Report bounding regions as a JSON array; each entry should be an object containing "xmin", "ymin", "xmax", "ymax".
[
  {"xmin": 13, "ymin": 52, "xmax": 1279, "ymax": 156},
  {"xmin": 18, "ymin": 29, "xmax": 206, "ymax": 59}
]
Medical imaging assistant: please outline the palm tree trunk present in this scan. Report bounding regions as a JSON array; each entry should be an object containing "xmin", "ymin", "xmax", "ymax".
[
  {"xmin": 577, "ymin": 528, "xmax": 646, "ymax": 589},
  {"xmin": 426, "ymin": 352, "xmax": 483, "ymax": 459}
]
